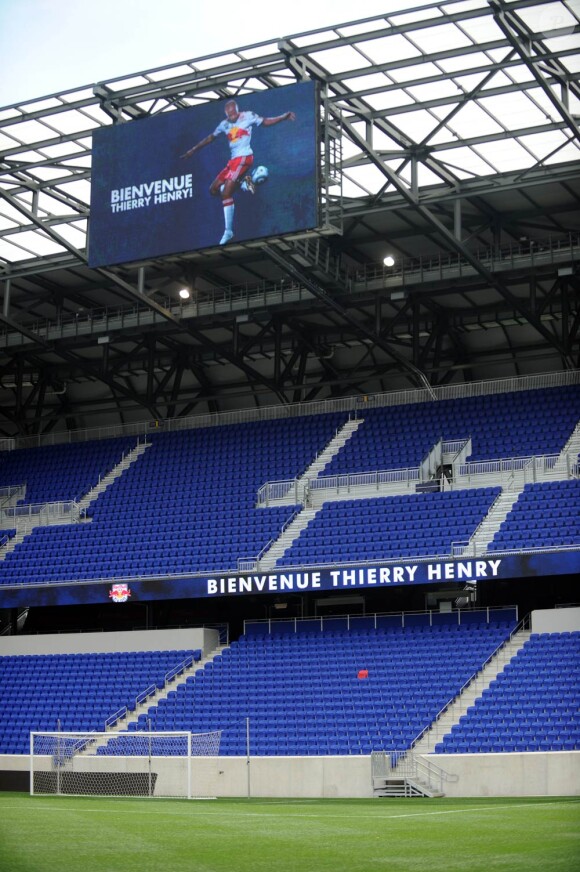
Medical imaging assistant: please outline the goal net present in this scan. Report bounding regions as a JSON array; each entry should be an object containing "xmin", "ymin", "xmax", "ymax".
[{"xmin": 30, "ymin": 730, "xmax": 222, "ymax": 799}]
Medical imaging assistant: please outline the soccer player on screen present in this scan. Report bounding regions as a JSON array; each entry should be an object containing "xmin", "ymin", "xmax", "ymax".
[{"xmin": 180, "ymin": 99, "xmax": 295, "ymax": 245}]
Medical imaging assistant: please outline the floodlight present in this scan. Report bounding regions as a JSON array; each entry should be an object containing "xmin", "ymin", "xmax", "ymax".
[
  {"xmin": 178, "ymin": 288, "xmax": 190, "ymax": 300},
  {"xmin": 383, "ymin": 255, "xmax": 395, "ymax": 267}
]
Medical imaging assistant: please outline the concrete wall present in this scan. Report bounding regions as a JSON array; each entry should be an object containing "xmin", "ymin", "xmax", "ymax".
[
  {"xmin": 0, "ymin": 627, "xmax": 219, "ymax": 657},
  {"xmin": 531, "ymin": 607, "xmax": 580, "ymax": 634},
  {"xmin": 422, "ymin": 751, "xmax": 580, "ymax": 797},
  {"xmin": 2, "ymin": 752, "xmax": 579, "ymax": 798}
]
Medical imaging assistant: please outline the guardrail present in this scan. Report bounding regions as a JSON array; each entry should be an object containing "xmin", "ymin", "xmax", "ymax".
[
  {"xmin": 0, "ymin": 484, "xmax": 25, "ymax": 503},
  {"xmin": 355, "ymin": 232, "xmax": 580, "ymax": 288},
  {"xmin": 7, "ymin": 370, "xmax": 579, "ymax": 450},
  {"xmin": 0, "ymin": 500, "xmax": 82, "ymax": 525},
  {"xmin": 310, "ymin": 466, "xmax": 421, "ymax": 494},
  {"xmin": 456, "ymin": 453, "xmax": 568, "ymax": 487},
  {"xmin": 256, "ymin": 479, "xmax": 304, "ymax": 506},
  {"xmin": 165, "ymin": 653, "xmax": 196, "ymax": 684},
  {"xmin": 244, "ymin": 605, "xmax": 519, "ymax": 635},
  {"xmin": 105, "ymin": 706, "xmax": 127, "ymax": 730}
]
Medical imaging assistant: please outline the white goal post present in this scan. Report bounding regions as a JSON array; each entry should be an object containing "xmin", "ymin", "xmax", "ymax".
[{"xmin": 30, "ymin": 730, "xmax": 222, "ymax": 799}]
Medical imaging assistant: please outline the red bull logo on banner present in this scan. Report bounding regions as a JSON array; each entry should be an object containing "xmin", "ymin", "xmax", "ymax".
[{"xmin": 109, "ymin": 583, "xmax": 131, "ymax": 603}]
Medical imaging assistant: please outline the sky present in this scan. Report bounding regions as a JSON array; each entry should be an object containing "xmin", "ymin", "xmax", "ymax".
[{"xmin": 0, "ymin": 0, "xmax": 413, "ymax": 107}]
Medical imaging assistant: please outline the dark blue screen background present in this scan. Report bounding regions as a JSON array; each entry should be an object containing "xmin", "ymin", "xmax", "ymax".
[{"xmin": 88, "ymin": 81, "xmax": 319, "ymax": 266}]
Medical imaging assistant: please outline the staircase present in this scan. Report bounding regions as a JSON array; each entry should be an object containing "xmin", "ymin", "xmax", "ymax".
[
  {"xmin": 372, "ymin": 750, "xmax": 454, "ymax": 797},
  {"xmin": 299, "ymin": 418, "xmax": 363, "ymax": 482},
  {"xmin": 411, "ymin": 625, "xmax": 532, "ymax": 756},
  {"xmin": 0, "ymin": 524, "xmax": 37, "ymax": 559},
  {"xmin": 552, "ymin": 420, "xmax": 580, "ymax": 476},
  {"xmin": 79, "ymin": 644, "xmax": 228, "ymax": 756},
  {"xmin": 0, "ymin": 440, "xmax": 152, "ymax": 562},
  {"xmin": 258, "ymin": 508, "xmax": 318, "ymax": 570},
  {"xmin": 256, "ymin": 418, "xmax": 363, "ymax": 507},
  {"xmin": 463, "ymin": 488, "xmax": 521, "ymax": 556},
  {"xmin": 77, "ymin": 440, "xmax": 151, "ymax": 513}
]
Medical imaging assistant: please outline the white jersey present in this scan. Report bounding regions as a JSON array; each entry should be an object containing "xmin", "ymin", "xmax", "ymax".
[{"xmin": 213, "ymin": 111, "xmax": 263, "ymax": 159}]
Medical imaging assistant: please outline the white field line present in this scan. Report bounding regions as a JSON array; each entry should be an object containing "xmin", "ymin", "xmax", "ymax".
[{"xmin": 0, "ymin": 798, "xmax": 578, "ymax": 821}]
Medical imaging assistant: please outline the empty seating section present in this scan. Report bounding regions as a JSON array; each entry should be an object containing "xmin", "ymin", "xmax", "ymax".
[
  {"xmin": 278, "ymin": 488, "xmax": 500, "ymax": 565},
  {"xmin": 0, "ymin": 438, "xmax": 135, "ymax": 504},
  {"xmin": 435, "ymin": 632, "xmax": 580, "ymax": 753},
  {"xmin": 0, "ymin": 649, "xmax": 201, "ymax": 755},
  {"xmin": 126, "ymin": 622, "xmax": 515, "ymax": 756},
  {"xmin": 0, "ymin": 386, "xmax": 578, "ymax": 585},
  {"xmin": 489, "ymin": 480, "xmax": 580, "ymax": 551},
  {"xmin": 0, "ymin": 415, "xmax": 344, "ymax": 583},
  {"xmin": 323, "ymin": 386, "xmax": 580, "ymax": 476}
]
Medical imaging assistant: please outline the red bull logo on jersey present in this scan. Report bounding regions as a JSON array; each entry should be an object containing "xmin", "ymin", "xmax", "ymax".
[
  {"xmin": 227, "ymin": 126, "xmax": 250, "ymax": 143},
  {"xmin": 109, "ymin": 583, "xmax": 131, "ymax": 603}
]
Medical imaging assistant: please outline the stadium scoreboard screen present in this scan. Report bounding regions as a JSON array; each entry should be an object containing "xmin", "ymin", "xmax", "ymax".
[{"xmin": 88, "ymin": 81, "xmax": 319, "ymax": 266}]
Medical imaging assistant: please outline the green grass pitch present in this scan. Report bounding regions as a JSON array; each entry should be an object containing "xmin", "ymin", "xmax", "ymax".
[{"xmin": 0, "ymin": 794, "xmax": 578, "ymax": 872}]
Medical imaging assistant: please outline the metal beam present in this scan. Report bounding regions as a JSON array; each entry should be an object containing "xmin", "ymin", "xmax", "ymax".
[
  {"xmin": 264, "ymin": 242, "xmax": 436, "ymax": 395},
  {"xmin": 490, "ymin": 0, "xmax": 580, "ymax": 142}
]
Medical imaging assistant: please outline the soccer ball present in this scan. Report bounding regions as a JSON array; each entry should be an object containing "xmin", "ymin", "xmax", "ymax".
[{"xmin": 252, "ymin": 165, "xmax": 269, "ymax": 185}]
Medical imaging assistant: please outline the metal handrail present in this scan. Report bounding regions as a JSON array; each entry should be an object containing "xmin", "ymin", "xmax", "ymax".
[
  {"xmin": 135, "ymin": 684, "xmax": 156, "ymax": 709},
  {"xmin": 1, "ymin": 500, "xmax": 81, "ymax": 523},
  {"xmin": 165, "ymin": 653, "xmax": 195, "ymax": 684},
  {"xmin": 310, "ymin": 466, "xmax": 421, "ymax": 492},
  {"xmin": 244, "ymin": 605, "xmax": 519, "ymax": 634},
  {"xmin": 105, "ymin": 706, "xmax": 127, "ymax": 730}
]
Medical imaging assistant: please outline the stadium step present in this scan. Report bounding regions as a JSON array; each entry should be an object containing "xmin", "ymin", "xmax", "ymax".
[
  {"xmin": 413, "ymin": 625, "xmax": 532, "ymax": 755},
  {"xmin": 77, "ymin": 438, "xmax": 152, "ymax": 512},
  {"xmin": 464, "ymin": 489, "xmax": 522, "ymax": 555},
  {"xmin": 0, "ymin": 439, "xmax": 152, "ymax": 562},
  {"xmin": 257, "ymin": 508, "xmax": 319, "ymax": 570},
  {"xmin": 300, "ymin": 417, "xmax": 364, "ymax": 481},
  {"xmin": 372, "ymin": 751, "xmax": 450, "ymax": 797},
  {"xmin": 256, "ymin": 417, "xmax": 364, "ymax": 508},
  {"xmin": 551, "ymin": 419, "xmax": 580, "ymax": 476},
  {"xmin": 100, "ymin": 642, "xmax": 228, "ymax": 740}
]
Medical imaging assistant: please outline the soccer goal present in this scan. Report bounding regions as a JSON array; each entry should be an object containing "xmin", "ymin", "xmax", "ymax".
[{"xmin": 30, "ymin": 730, "xmax": 222, "ymax": 799}]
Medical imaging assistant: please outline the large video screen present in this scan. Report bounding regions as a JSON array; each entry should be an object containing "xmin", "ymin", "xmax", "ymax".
[{"xmin": 88, "ymin": 81, "xmax": 319, "ymax": 266}]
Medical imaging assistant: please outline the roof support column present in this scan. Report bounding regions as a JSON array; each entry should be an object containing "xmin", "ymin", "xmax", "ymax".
[
  {"xmin": 2, "ymin": 276, "xmax": 10, "ymax": 318},
  {"xmin": 454, "ymin": 199, "xmax": 462, "ymax": 242}
]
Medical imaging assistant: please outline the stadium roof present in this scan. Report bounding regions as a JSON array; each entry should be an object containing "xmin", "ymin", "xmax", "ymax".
[{"xmin": 0, "ymin": 0, "xmax": 579, "ymax": 436}]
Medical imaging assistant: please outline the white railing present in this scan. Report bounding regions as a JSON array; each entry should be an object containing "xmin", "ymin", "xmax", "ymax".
[
  {"xmin": 0, "ymin": 438, "xmax": 16, "ymax": 452},
  {"xmin": 105, "ymin": 706, "xmax": 127, "ymax": 730},
  {"xmin": 0, "ymin": 484, "xmax": 26, "ymax": 506},
  {"xmin": 245, "ymin": 606, "xmax": 519, "ymax": 635},
  {"xmin": 130, "ymin": 654, "xmax": 194, "ymax": 720},
  {"xmin": 256, "ymin": 479, "xmax": 304, "ymax": 506},
  {"xmin": 165, "ymin": 653, "xmax": 196, "ymax": 684},
  {"xmin": 0, "ymin": 500, "xmax": 81, "ymax": 525},
  {"xmin": 456, "ymin": 453, "xmax": 566, "ymax": 487},
  {"xmin": 442, "ymin": 439, "xmax": 470, "ymax": 456},
  {"xmin": 7, "ymin": 370, "xmax": 579, "ymax": 450},
  {"xmin": 310, "ymin": 466, "xmax": 421, "ymax": 494},
  {"xmin": 371, "ymin": 750, "xmax": 458, "ymax": 796}
]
